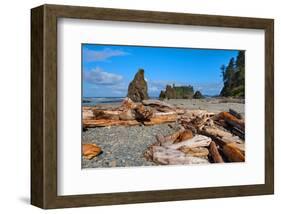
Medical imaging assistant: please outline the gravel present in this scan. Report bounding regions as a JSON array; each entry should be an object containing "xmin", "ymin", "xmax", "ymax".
[
  {"xmin": 82, "ymin": 98, "xmax": 245, "ymax": 169},
  {"xmin": 82, "ymin": 123, "xmax": 181, "ymax": 168}
]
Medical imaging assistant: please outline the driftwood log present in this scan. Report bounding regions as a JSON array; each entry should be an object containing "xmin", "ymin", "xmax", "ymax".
[
  {"xmin": 142, "ymin": 99, "xmax": 175, "ymax": 110},
  {"xmin": 118, "ymin": 109, "xmax": 136, "ymax": 120},
  {"xmin": 83, "ymin": 109, "xmax": 94, "ymax": 120},
  {"xmin": 216, "ymin": 112, "xmax": 245, "ymax": 131},
  {"xmin": 156, "ymin": 129, "xmax": 193, "ymax": 145},
  {"xmin": 134, "ymin": 104, "xmax": 154, "ymax": 121},
  {"xmin": 222, "ymin": 142, "xmax": 245, "ymax": 162},
  {"xmin": 82, "ymin": 143, "xmax": 102, "ymax": 160},
  {"xmin": 83, "ymin": 119, "xmax": 140, "ymax": 128},
  {"xmin": 164, "ymin": 135, "xmax": 211, "ymax": 150},
  {"xmin": 152, "ymin": 146, "xmax": 209, "ymax": 165},
  {"xmin": 119, "ymin": 97, "xmax": 138, "ymax": 110},
  {"xmin": 200, "ymin": 125, "xmax": 244, "ymax": 146},
  {"xmin": 209, "ymin": 141, "xmax": 224, "ymax": 163},
  {"xmin": 179, "ymin": 147, "xmax": 209, "ymax": 158},
  {"xmin": 229, "ymin": 108, "xmax": 243, "ymax": 119},
  {"xmin": 92, "ymin": 109, "xmax": 121, "ymax": 120},
  {"xmin": 143, "ymin": 112, "xmax": 178, "ymax": 125}
]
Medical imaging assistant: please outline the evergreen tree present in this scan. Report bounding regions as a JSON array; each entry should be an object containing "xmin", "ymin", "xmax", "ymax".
[{"xmin": 220, "ymin": 51, "xmax": 245, "ymax": 98}]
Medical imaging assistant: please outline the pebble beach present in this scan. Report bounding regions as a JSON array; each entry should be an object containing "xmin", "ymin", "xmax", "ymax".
[{"xmin": 82, "ymin": 98, "xmax": 245, "ymax": 169}]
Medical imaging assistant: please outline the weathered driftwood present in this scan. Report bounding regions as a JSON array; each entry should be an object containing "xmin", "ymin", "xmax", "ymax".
[
  {"xmin": 221, "ymin": 135, "xmax": 244, "ymax": 144},
  {"xmin": 142, "ymin": 99, "xmax": 175, "ymax": 109},
  {"xmin": 229, "ymin": 108, "xmax": 243, "ymax": 119},
  {"xmin": 202, "ymin": 126, "xmax": 233, "ymax": 138},
  {"xmin": 209, "ymin": 141, "xmax": 224, "ymax": 163},
  {"xmin": 227, "ymin": 142, "xmax": 245, "ymax": 155},
  {"xmin": 184, "ymin": 109, "xmax": 210, "ymax": 118},
  {"xmin": 82, "ymin": 143, "xmax": 102, "ymax": 160},
  {"xmin": 92, "ymin": 109, "xmax": 121, "ymax": 120},
  {"xmin": 134, "ymin": 104, "xmax": 154, "ymax": 121},
  {"xmin": 175, "ymin": 129, "xmax": 193, "ymax": 142},
  {"xmin": 231, "ymin": 126, "xmax": 245, "ymax": 140},
  {"xmin": 152, "ymin": 146, "xmax": 209, "ymax": 165},
  {"xmin": 180, "ymin": 112, "xmax": 215, "ymax": 133},
  {"xmin": 119, "ymin": 97, "xmax": 138, "ymax": 110},
  {"xmin": 179, "ymin": 147, "xmax": 209, "ymax": 157},
  {"xmin": 83, "ymin": 109, "xmax": 94, "ymax": 120},
  {"xmin": 164, "ymin": 135, "xmax": 211, "ymax": 150},
  {"xmin": 143, "ymin": 113, "xmax": 178, "ymax": 125},
  {"xmin": 83, "ymin": 119, "xmax": 140, "ymax": 128},
  {"xmin": 217, "ymin": 112, "xmax": 245, "ymax": 131},
  {"xmin": 118, "ymin": 109, "xmax": 135, "ymax": 120},
  {"xmin": 156, "ymin": 130, "xmax": 183, "ymax": 145},
  {"xmin": 155, "ymin": 129, "xmax": 192, "ymax": 145},
  {"xmin": 175, "ymin": 108, "xmax": 185, "ymax": 115},
  {"xmin": 141, "ymin": 99, "xmax": 187, "ymax": 115},
  {"xmin": 222, "ymin": 142, "xmax": 245, "ymax": 162},
  {"xmin": 200, "ymin": 125, "xmax": 244, "ymax": 147}
]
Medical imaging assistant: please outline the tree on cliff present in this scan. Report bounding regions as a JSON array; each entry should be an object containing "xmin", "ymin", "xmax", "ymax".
[
  {"xmin": 159, "ymin": 84, "xmax": 194, "ymax": 99},
  {"xmin": 220, "ymin": 51, "xmax": 245, "ymax": 98}
]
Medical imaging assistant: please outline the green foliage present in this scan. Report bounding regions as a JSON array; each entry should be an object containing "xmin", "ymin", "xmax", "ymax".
[
  {"xmin": 220, "ymin": 51, "xmax": 245, "ymax": 98},
  {"xmin": 174, "ymin": 85, "xmax": 194, "ymax": 98},
  {"xmin": 159, "ymin": 84, "xmax": 194, "ymax": 99}
]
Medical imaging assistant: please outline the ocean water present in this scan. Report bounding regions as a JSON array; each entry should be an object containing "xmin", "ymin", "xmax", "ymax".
[{"xmin": 82, "ymin": 97, "xmax": 125, "ymax": 106}]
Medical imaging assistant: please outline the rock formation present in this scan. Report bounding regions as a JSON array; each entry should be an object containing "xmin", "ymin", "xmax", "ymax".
[
  {"xmin": 127, "ymin": 69, "xmax": 149, "ymax": 102},
  {"xmin": 193, "ymin": 90, "xmax": 204, "ymax": 99},
  {"xmin": 159, "ymin": 84, "xmax": 194, "ymax": 99}
]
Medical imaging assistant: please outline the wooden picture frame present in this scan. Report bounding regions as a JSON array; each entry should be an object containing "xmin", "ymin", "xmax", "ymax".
[{"xmin": 31, "ymin": 4, "xmax": 274, "ymax": 209}]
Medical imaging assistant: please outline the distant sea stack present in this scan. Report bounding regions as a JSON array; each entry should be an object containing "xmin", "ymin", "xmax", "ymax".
[
  {"xmin": 127, "ymin": 69, "xmax": 149, "ymax": 102},
  {"xmin": 193, "ymin": 90, "xmax": 204, "ymax": 99},
  {"xmin": 159, "ymin": 84, "xmax": 195, "ymax": 99}
]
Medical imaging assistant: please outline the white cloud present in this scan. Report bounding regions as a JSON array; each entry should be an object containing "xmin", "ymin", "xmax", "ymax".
[
  {"xmin": 84, "ymin": 67, "xmax": 123, "ymax": 85},
  {"xmin": 83, "ymin": 48, "xmax": 129, "ymax": 62}
]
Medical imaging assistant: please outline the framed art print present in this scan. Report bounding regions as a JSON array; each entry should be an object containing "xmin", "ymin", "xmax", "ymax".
[{"xmin": 31, "ymin": 4, "xmax": 274, "ymax": 209}]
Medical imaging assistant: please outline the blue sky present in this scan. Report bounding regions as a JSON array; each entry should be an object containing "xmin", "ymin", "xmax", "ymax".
[{"xmin": 82, "ymin": 44, "xmax": 239, "ymax": 97}]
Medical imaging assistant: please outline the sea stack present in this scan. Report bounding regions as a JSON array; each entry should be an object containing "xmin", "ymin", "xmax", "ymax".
[
  {"xmin": 127, "ymin": 69, "xmax": 149, "ymax": 102},
  {"xmin": 193, "ymin": 90, "xmax": 204, "ymax": 99},
  {"xmin": 159, "ymin": 84, "xmax": 194, "ymax": 99}
]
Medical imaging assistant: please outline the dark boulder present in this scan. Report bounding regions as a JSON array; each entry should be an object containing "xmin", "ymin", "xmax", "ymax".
[{"xmin": 193, "ymin": 90, "xmax": 204, "ymax": 99}]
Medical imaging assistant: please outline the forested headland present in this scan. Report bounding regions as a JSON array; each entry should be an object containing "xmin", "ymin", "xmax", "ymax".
[{"xmin": 220, "ymin": 51, "xmax": 245, "ymax": 98}]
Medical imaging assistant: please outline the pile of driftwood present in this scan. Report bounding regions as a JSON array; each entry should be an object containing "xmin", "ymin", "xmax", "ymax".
[
  {"xmin": 83, "ymin": 97, "xmax": 245, "ymax": 164},
  {"xmin": 83, "ymin": 98, "xmax": 183, "ymax": 128},
  {"xmin": 144, "ymin": 110, "xmax": 245, "ymax": 165}
]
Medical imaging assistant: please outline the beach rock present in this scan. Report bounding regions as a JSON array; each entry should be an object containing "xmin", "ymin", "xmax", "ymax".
[
  {"xmin": 127, "ymin": 69, "xmax": 149, "ymax": 102},
  {"xmin": 193, "ymin": 90, "xmax": 204, "ymax": 99}
]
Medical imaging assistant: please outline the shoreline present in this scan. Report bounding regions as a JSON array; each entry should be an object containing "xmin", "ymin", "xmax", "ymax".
[{"xmin": 84, "ymin": 98, "xmax": 245, "ymax": 115}]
